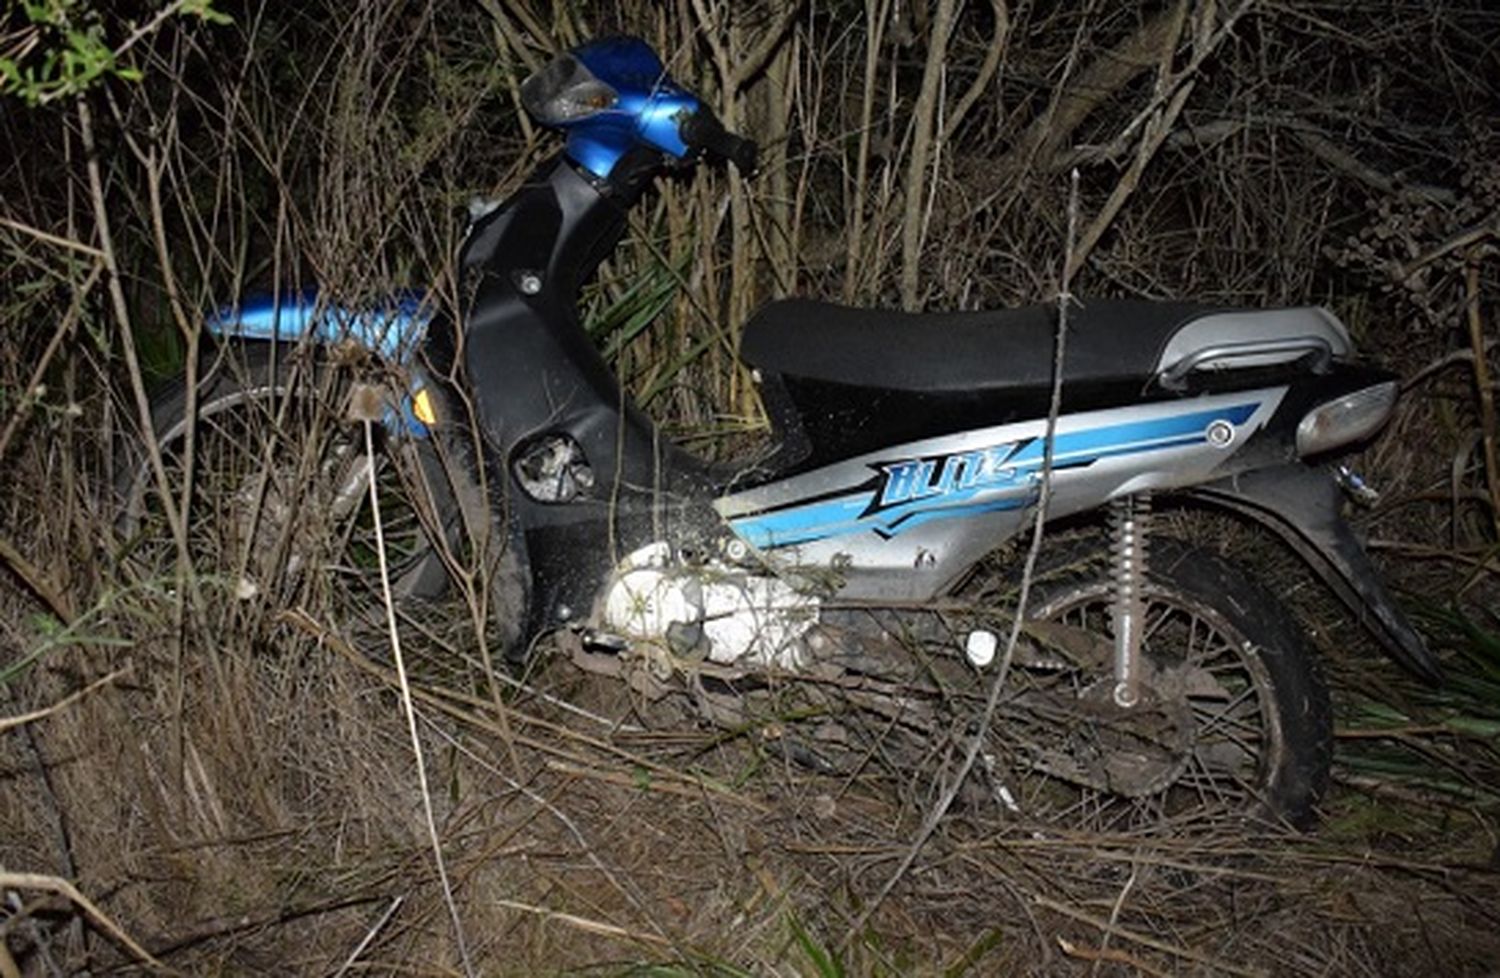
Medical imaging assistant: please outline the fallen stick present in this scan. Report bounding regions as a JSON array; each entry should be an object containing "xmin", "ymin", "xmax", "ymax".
[{"xmin": 0, "ymin": 870, "xmax": 173, "ymax": 974}]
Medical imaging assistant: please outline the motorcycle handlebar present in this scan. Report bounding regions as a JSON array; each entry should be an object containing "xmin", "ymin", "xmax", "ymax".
[{"xmin": 679, "ymin": 110, "xmax": 759, "ymax": 175}]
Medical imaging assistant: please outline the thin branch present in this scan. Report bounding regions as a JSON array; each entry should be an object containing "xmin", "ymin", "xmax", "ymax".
[
  {"xmin": 1399, "ymin": 217, "xmax": 1500, "ymax": 280},
  {"xmin": 0, "ymin": 216, "xmax": 105, "ymax": 259},
  {"xmin": 0, "ymin": 261, "xmax": 102, "ymax": 465},
  {"xmin": 899, "ymin": 0, "xmax": 957, "ymax": 310},
  {"xmin": 843, "ymin": 166, "xmax": 1082, "ymax": 950},
  {"xmin": 0, "ymin": 535, "xmax": 74, "ymax": 625},
  {"xmin": 1002, "ymin": 5, "xmax": 1184, "ymax": 174},
  {"xmin": 0, "ymin": 871, "xmax": 174, "ymax": 974},
  {"xmin": 1464, "ymin": 257, "xmax": 1500, "ymax": 539},
  {"xmin": 331, "ymin": 896, "xmax": 405, "ymax": 978},
  {"xmin": 1036, "ymin": 894, "xmax": 1267, "ymax": 978},
  {"xmin": 731, "ymin": 0, "xmax": 805, "ymax": 90},
  {"xmin": 940, "ymin": 0, "xmax": 1011, "ymax": 144},
  {"xmin": 1067, "ymin": 0, "xmax": 1193, "ymax": 278},
  {"xmin": 0, "ymin": 668, "xmax": 129, "ymax": 735},
  {"xmin": 359, "ymin": 410, "xmax": 475, "ymax": 978},
  {"xmin": 109, "ymin": 0, "xmax": 188, "ymax": 63},
  {"xmin": 77, "ymin": 99, "xmax": 190, "ymax": 580},
  {"xmin": 494, "ymin": 899, "xmax": 673, "ymax": 947}
]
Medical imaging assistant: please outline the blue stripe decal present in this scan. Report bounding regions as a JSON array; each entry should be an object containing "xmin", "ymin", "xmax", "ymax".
[{"xmin": 730, "ymin": 403, "xmax": 1259, "ymax": 548}]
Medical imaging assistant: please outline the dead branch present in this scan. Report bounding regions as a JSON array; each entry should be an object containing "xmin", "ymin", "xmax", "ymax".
[
  {"xmin": 1293, "ymin": 127, "xmax": 1456, "ymax": 207},
  {"xmin": 899, "ymin": 0, "xmax": 959, "ymax": 310},
  {"xmin": 1400, "ymin": 216, "xmax": 1500, "ymax": 280},
  {"xmin": 940, "ymin": 0, "xmax": 1012, "ymax": 144},
  {"xmin": 1036, "ymin": 894, "xmax": 1268, "ymax": 978},
  {"xmin": 1464, "ymin": 257, "xmax": 1500, "ymax": 537},
  {"xmin": 1066, "ymin": 0, "xmax": 1192, "ymax": 279},
  {"xmin": 0, "ymin": 668, "xmax": 129, "ymax": 735},
  {"xmin": 0, "ymin": 535, "xmax": 74, "ymax": 625},
  {"xmin": 1057, "ymin": 935, "xmax": 1170, "ymax": 978},
  {"xmin": 0, "ymin": 871, "xmax": 174, "ymax": 974},
  {"xmin": 731, "ymin": 0, "xmax": 804, "ymax": 90},
  {"xmin": 0, "ymin": 216, "xmax": 105, "ymax": 259},
  {"xmin": 1003, "ymin": 5, "xmax": 1186, "ymax": 174}
]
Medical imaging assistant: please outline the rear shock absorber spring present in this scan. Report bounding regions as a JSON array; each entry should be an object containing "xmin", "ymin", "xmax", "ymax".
[{"xmin": 1110, "ymin": 492, "xmax": 1151, "ymax": 708}]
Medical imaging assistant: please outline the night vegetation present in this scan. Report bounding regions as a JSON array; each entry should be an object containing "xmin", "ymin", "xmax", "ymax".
[{"xmin": 2, "ymin": 1, "xmax": 1498, "ymax": 973}]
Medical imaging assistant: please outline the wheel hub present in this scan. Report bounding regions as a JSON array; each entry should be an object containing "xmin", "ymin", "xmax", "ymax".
[{"xmin": 1020, "ymin": 677, "xmax": 1196, "ymax": 797}]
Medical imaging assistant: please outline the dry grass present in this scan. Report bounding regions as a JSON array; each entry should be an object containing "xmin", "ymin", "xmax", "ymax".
[{"xmin": 7, "ymin": 604, "xmax": 1500, "ymax": 975}]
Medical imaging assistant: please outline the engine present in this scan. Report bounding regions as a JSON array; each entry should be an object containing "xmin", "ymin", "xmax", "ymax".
[{"xmin": 598, "ymin": 541, "xmax": 820, "ymax": 669}]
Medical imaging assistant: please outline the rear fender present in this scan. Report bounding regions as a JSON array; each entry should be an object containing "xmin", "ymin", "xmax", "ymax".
[
  {"xmin": 206, "ymin": 290, "xmax": 435, "ymax": 437},
  {"xmin": 1187, "ymin": 464, "xmax": 1442, "ymax": 684}
]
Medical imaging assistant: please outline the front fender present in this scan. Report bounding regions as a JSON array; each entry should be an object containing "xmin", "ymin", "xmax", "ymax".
[
  {"xmin": 1188, "ymin": 464, "xmax": 1442, "ymax": 685},
  {"xmin": 206, "ymin": 290, "xmax": 432, "ymax": 364},
  {"xmin": 206, "ymin": 290, "xmax": 436, "ymax": 437}
]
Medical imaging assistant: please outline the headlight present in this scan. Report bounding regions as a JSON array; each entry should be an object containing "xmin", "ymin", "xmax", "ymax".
[
  {"xmin": 520, "ymin": 55, "xmax": 618, "ymax": 126},
  {"xmin": 1295, "ymin": 381, "xmax": 1398, "ymax": 456}
]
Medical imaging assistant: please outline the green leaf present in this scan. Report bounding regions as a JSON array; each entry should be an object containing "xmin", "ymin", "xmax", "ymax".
[
  {"xmin": 788, "ymin": 913, "xmax": 844, "ymax": 978},
  {"xmin": 181, "ymin": 0, "xmax": 234, "ymax": 25}
]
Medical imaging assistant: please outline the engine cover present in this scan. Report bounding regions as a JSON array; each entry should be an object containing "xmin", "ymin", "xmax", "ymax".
[{"xmin": 598, "ymin": 542, "xmax": 819, "ymax": 668}]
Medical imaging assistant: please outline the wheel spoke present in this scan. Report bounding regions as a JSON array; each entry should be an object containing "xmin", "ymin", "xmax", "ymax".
[
  {"xmin": 120, "ymin": 356, "xmax": 439, "ymax": 631},
  {"xmin": 971, "ymin": 540, "xmax": 1321, "ymax": 830}
]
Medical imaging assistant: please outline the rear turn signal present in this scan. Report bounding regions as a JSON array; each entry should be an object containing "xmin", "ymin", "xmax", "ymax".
[{"xmin": 1295, "ymin": 381, "xmax": 1398, "ymax": 457}]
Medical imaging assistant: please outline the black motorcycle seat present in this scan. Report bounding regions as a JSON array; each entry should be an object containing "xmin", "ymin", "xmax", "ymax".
[{"xmin": 740, "ymin": 298, "xmax": 1218, "ymax": 394}]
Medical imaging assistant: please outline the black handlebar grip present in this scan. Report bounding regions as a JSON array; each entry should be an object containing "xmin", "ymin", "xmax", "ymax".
[
  {"xmin": 680, "ymin": 111, "xmax": 759, "ymax": 175},
  {"xmin": 717, "ymin": 130, "xmax": 759, "ymax": 175}
]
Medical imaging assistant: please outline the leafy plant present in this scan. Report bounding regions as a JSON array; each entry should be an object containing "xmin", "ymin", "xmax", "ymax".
[
  {"xmin": 1, "ymin": 0, "xmax": 230, "ymax": 106},
  {"xmin": 1335, "ymin": 603, "xmax": 1500, "ymax": 809}
]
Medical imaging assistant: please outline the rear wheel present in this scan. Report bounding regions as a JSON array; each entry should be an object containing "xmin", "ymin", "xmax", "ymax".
[{"xmin": 993, "ymin": 534, "xmax": 1332, "ymax": 827}]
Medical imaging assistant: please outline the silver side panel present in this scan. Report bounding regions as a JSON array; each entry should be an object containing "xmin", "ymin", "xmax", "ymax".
[
  {"xmin": 716, "ymin": 388, "xmax": 1288, "ymax": 602},
  {"xmin": 1154, "ymin": 307, "xmax": 1351, "ymax": 378}
]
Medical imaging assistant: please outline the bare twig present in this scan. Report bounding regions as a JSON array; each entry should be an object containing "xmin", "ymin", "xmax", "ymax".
[
  {"xmin": 1464, "ymin": 256, "xmax": 1500, "ymax": 538},
  {"xmin": 1003, "ymin": 5, "xmax": 1185, "ymax": 174},
  {"xmin": 1067, "ymin": 0, "xmax": 1192, "ymax": 279},
  {"xmin": 1399, "ymin": 217, "xmax": 1500, "ymax": 280},
  {"xmin": 731, "ymin": 0, "xmax": 804, "ymax": 90},
  {"xmin": 0, "ymin": 216, "xmax": 105, "ymax": 259},
  {"xmin": 1039, "ymin": 896, "xmax": 1265, "ymax": 977},
  {"xmin": 360, "ymin": 413, "xmax": 474, "ymax": 978},
  {"xmin": 1093, "ymin": 858, "xmax": 1142, "ymax": 977},
  {"xmin": 0, "ymin": 871, "xmax": 174, "ymax": 974},
  {"xmin": 0, "ymin": 535, "xmax": 73, "ymax": 626},
  {"xmin": 76, "ymin": 100, "xmax": 189, "ymax": 580},
  {"xmin": 842, "ymin": 167, "xmax": 1082, "ymax": 950},
  {"xmin": 1059, "ymin": 935, "xmax": 1170, "ymax": 978},
  {"xmin": 842, "ymin": 0, "xmax": 891, "ymax": 303},
  {"xmin": 940, "ymin": 0, "xmax": 1011, "ymax": 145},
  {"xmin": 0, "ymin": 668, "xmax": 129, "ymax": 735},
  {"xmin": 0, "ymin": 261, "xmax": 103, "ymax": 466},
  {"xmin": 494, "ymin": 899, "xmax": 673, "ymax": 947},
  {"xmin": 109, "ymin": 0, "xmax": 188, "ymax": 63},
  {"xmin": 899, "ymin": 0, "xmax": 957, "ymax": 310},
  {"xmin": 331, "ymin": 895, "xmax": 405, "ymax": 978}
]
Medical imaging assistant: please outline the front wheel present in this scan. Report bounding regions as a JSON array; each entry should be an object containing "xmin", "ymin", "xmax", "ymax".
[
  {"xmin": 115, "ymin": 343, "xmax": 465, "ymax": 635},
  {"xmin": 990, "ymin": 534, "xmax": 1333, "ymax": 828}
]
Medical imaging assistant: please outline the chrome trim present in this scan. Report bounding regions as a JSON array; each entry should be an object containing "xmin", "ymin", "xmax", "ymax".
[{"xmin": 1159, "ymin": 337, "xmax": 1334, "ymax": 389}]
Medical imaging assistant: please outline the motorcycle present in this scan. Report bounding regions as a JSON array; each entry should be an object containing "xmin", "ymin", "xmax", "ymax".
[{"xmin": 118, "ymin": 36, "xmax": 1441, "ymax": 828}]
